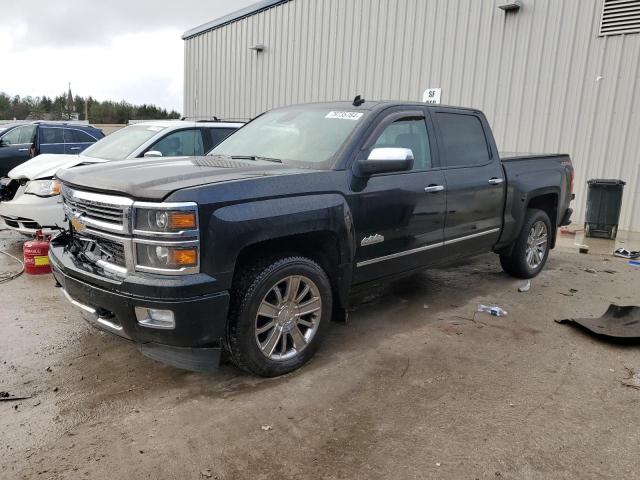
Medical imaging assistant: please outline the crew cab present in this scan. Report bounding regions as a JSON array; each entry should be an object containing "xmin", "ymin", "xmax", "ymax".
[
  {"xmin": 0, "ymin": 120, "xmax": 241, "ymax": 235},
  {"xmin": 49, "ymin": 101, "xmax": 574, "ymax": 377},
  {"xmin": 0, "ymin": 121, "xmax": 104, "ymax": 177}
]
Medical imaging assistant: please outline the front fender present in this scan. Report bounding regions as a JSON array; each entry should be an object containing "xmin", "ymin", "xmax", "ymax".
[{"xmin": 202, "ymin": 194, "xmax": 355, "ymax": 289}]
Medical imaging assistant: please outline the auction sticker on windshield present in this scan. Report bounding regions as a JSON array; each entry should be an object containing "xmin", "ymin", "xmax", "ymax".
[{"xmin": 325, "ymin": 111, "xmax": 363, "ymax": 120}]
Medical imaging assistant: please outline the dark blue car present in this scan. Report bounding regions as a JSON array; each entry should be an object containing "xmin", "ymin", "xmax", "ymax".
[{"xmin": 0, "ymin": 121, "xmax": 104, "ymax": 177}]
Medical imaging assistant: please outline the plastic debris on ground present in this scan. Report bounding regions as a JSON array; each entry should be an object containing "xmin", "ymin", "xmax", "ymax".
[
  {"xmin": 622, "ymin": 368, "xmax": 640, "ymax": 390},
  {"xmin": 575, "ymin": 244, "xmax": 589, "ymax": 254},
  {"xmin": 630, "ymin": 260, "xmax": 640, "ymax": 267},
  {"xmin": 477, "ymin": 304, "xmax": 508, "ymax": 317},
  {"xmin": 518, "ymin": 280, "xmax": 531, "ymax": 293},
  {"xmin": 556, "ymin": 304, "xmax": 640, "ymax": 339},
  {"xmin": 614, "ymin": 248, "xmax": 640, "ymax": 259}
]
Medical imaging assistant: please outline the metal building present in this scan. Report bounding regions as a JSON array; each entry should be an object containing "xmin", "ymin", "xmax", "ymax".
[{"xmin": 183, "ymin": 0, "xmax": 640, "ymax": 231}]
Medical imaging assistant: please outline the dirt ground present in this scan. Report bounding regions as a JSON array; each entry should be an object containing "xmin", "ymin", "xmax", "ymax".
[{"xmin": 1, "ymin": 228, "xmax": 639, "ymax": 480}]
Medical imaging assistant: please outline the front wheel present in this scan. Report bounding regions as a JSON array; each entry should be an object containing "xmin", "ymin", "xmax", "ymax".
[
  {"xmin": 227, "ymin": 256, "xmax": 332, "ymax": 377},
  {"xmin": 500, "ymin": 208, "xmax": 552, "ymax": 279}
]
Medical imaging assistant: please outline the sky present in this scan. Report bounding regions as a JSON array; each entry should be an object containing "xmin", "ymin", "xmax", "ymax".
[{"xmin": 0, "ymin": 0, "xmax": 256, "ymax": 113}]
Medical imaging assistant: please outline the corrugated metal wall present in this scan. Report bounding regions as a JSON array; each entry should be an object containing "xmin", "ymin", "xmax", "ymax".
[{"xmin": 184, "ymin": 0, "xmax": 640, "ymax": 231}]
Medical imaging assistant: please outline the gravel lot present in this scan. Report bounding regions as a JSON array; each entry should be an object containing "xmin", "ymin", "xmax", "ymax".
[{"xmin": 1, "ymin": 229, "xmax": 639, "ymax": 479}]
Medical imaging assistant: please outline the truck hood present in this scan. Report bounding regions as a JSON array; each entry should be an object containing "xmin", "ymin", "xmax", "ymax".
[
  {"xmin": 8, "ymin": 154, "xmax": 107, "ymax": 180},
  {"xmin": 57, "ymin": 156, "xmax": 319, "ymax": 200}
]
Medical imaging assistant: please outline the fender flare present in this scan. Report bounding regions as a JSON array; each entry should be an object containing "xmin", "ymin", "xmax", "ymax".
[{"xmin": 203, "ymin": 194, "xmax": 355, "ymax": 305}]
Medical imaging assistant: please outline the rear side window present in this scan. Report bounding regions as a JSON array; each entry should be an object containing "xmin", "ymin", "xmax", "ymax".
[
  {"xmin": 436, "ymin": 113, "xmax": 490, "ymax": 167},
  {"xmin": 40, "ymin": 128, "xmax": 64, "ymax": 144},
  {"xmin": 206, "ymin": 128, "xmax": 236, "ymax": 150},
  {"xmin": 151, "ymin": 129, "xmax": 204, "ymax": 157},
  {"xmin": 64, "ymin": 129, "xmax": 96, "ymax": 143}
]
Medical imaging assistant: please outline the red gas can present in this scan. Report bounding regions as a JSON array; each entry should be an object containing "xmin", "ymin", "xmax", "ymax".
[{"xmin": 23, "ymin": 231, "xmax": 52, "ymax": 275}]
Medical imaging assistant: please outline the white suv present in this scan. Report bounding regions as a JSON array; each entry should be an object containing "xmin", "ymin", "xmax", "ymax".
[{"xmin": 0, "ymin": 120, "xmax": 243, "ymax": 235}]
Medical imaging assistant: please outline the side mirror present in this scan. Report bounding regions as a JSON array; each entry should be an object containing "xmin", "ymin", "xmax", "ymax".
[
  {"xmin": 144, "ymin": 150, "xmax": 163, "ymax": 158},
  {"xmin": 357, "ymin": 147, "xmax": 414, "ymax": 176}
]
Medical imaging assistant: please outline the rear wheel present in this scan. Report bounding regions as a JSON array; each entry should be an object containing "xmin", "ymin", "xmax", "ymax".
[
  {"xmin": 500, "ymin": 208, "xmax": 552, "ymax": 279},
  {"xmin": 227, "ymin": 256, "xmax": 332, "ymax": 377}
]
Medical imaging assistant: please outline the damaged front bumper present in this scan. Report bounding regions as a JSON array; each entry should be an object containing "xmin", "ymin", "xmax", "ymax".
[{"xmin": 49, "ymin": 235, "xmax": 229, "ymax": 372}]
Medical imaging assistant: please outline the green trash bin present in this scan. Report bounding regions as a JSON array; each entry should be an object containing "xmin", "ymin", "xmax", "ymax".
[{"xmin": 584, "ymin": 179, "xmax": 625, "ymax": 240}]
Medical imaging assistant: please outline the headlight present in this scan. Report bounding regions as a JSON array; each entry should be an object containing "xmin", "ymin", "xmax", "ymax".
[
  {"xmin": 134, "ymin": 207, "xmax": 198, "ymax": 233},
  {"xmin": 132, "ymin": 202, "xmax": 200, "ymax": 275},
  {"xmin": 24, "ymin": 179, "xmax": 61, "ymax": 197},
  {"xmin": 135, "ymin": 243, "xmax": 198, "ymax": 271}
]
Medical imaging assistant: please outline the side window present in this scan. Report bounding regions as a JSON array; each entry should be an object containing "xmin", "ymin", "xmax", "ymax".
[
  {"xmin": 40, "ymin": 128, "xmax": 64, "ymax": 144},
  {"xmin": 436, "ymin": 113, "xmax": 490, "ymax": 167},
  {"xmin": 19, "ymin": 125, "xmax": 37, "ymax": 144},
  {"xmin": 150, "ymin": 129, "xmax": 204, "ymax": 157},
  {"xmin": 206, "ymin": 128, "xmax": 235, "ymax": 149},
  {"xmin": 64, "ymin": 129, "xmax": 96, "ymax": 143},
  {"xmin": 370, "ymin": 118, "xmax": 432, "ymax": 170},
  {"xmin": 1, "ymin": 127, "xmax": 24, "ymax": 145},
  {"xmin": 1, "ymin": 125, "xmax": 35, "ymax": 145}
]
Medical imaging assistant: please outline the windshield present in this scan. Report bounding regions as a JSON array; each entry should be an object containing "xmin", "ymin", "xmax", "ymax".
[
  {"xmin": 82, "ymin": 124, "xmax": 166, "ymax": 160},
  {"xmin": 209, "ymin": 107, "xmax": 368, "ymax": 168}
]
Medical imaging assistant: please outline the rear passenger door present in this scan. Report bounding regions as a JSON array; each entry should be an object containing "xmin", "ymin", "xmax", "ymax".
[
  {"xmin": 63, "ymin": 128, "xmax": 98, "ymax": 154},
  {"xmin": 432, "ymin": 109, "xmax": 505, "ymax": 257},
  {"xmin": 146, "ymin": 128, "xmax": 205, "ymax": 157}
]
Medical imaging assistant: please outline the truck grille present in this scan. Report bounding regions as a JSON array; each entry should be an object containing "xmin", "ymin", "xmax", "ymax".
[
  {"xmin": 94, "ymin": 237, "xmax": 126, "ymax": 267},
  {"xmin": 61, "ymin": 184, "xmax": 132, "ymax": 234},
  {"xmin": 64, "ymin": 196, "xmax": 124, "ymax": 224},
  {"xmin": 75, "ymin": 233, "xmax": 127, "ymax": 268}
]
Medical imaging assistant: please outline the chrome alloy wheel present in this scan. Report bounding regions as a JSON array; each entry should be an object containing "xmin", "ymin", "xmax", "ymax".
[
  {"xmin": 526, "ymin": 220, "xmax": 548, "ymax": 269},
  {"xmin": 254, "ymin": 275, "xmax": 322, "ymax": 361}
]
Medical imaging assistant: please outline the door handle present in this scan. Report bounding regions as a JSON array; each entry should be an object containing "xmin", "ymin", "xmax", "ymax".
[
  {"xmin": 488, "ymin": 177, "xmax": 504, "ymax": 185},
  {"xmin": 69, "ymin": 147, "xmax": 81, "ymax": 151},
  {"xmin": 18, "ymin": 148, "xmax": 29, "ymax": 152},
  {"xmin": 424, "ymin": 185, "xmax": 445, "ymax": 193}
]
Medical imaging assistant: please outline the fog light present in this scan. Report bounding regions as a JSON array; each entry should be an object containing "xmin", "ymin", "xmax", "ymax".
[{"xmin": 135, "ymin": 307, "xmax": 175, "ymax": 329}]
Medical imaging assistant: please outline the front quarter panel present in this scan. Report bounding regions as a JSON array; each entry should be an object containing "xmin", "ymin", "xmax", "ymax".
[{"xmin": 203, "ymin": 194, "xmax": 355, "ymax": 289}]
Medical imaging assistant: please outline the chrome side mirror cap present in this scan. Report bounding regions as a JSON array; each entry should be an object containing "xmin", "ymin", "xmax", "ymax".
[
  {"xmin": 357, "ymin": 147, "xmax": 414, "ymax": 176},
  {"xmin": 143, "ymin": 150, "xmax": 163, "ymax": 158}
]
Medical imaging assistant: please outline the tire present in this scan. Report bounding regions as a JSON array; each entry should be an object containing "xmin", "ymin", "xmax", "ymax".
[
  {"xmin": 226, "ymin": 256, "xmax": 333, "ymax": 377},
  {"xmin": 500, "ymin": 208, "xmax": 552, "ymax": 279}
]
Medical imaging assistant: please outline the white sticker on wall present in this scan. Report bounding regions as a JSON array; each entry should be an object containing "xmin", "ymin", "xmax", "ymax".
[
  {"xmin": 325, "ymin": 111, "xmax": 364, "ymax": 120},
  {"xmin": 422, "ymin": 88, "xmax": 442, "ymax": 104}
]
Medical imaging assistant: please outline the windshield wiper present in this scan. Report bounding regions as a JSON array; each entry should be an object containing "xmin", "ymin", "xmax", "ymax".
[{"xmin": 230, "ymin": 155, "xmax": 283, "ymax": 164}]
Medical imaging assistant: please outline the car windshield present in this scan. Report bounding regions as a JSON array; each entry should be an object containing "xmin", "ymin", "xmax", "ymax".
[
  {"xmin": 208, "ymin": 107, "xmax": 368, "ymax": 168},
  {"xmin": 82, "ymin": 124, "xmax": 166, "ymax": 160}
]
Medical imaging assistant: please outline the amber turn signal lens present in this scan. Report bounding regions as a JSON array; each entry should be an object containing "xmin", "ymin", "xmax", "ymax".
[
  {"xmin": 168, "ymin": 212, "xmax": 197, "ymax": 229},
  {"xmin": 169, "ymin": 248, "xmax": 197, "ymax": 266}
]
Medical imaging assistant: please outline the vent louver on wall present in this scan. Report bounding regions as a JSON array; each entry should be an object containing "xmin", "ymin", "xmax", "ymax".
[{"xmin": 599, "ymin": 0, "xmax": 640, "ymax": 36}]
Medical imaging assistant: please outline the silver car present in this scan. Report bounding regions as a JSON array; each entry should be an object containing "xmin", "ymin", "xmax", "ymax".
[{"xmin": 0, "ymin": 120, "xmax": 243, "ymax": 234}]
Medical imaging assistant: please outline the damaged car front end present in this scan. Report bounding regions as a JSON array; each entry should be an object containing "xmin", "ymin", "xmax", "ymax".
[{"xmin": 49, "ymin": 184, "xmax": 228, "ymax": 372}]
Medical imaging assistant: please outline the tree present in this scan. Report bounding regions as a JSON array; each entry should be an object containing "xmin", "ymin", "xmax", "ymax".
[{"xmin": 0, "ymin": 91, "xmax": 181, "ymax": 123}]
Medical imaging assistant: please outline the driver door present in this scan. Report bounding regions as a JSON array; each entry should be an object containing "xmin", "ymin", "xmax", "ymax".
[{"xmin": 350, "ymin": 108, "xmax": 446, "ymax": 284}]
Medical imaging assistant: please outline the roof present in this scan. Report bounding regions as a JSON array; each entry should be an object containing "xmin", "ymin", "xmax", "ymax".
[
  {"xmin": 127, "ymin": 120, "xmax": 243, "ymax": 129},
  {"xmin": 182, "ymin": 0, "xmax": 291, "ymax": 40},
  {"xmin": 267, "ymin": 100, "xmax": 481, "ymax": 114}
]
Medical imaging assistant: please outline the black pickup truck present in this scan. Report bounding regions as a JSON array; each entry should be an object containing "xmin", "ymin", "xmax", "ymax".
[{"xmin": 49, "ymin": 101, "xmax": 574, "ymax": 377}]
